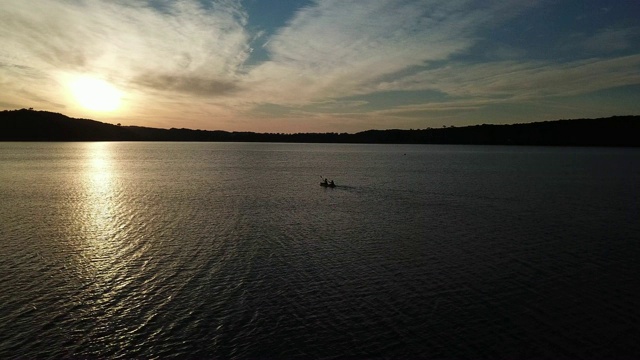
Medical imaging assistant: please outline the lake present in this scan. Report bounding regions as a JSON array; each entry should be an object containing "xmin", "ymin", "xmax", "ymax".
[{"xmin": 1, "ymin": 142, "xmax": 639, "ymax": 358}]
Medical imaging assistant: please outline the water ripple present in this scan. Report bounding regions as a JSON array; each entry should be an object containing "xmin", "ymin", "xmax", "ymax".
[{"xmin": 1, "ymin": 143, "xmax": 639, "ymax": 358}]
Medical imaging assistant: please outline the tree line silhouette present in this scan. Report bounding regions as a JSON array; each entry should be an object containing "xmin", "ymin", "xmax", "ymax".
[{"xmin": 1, "ymin": 108, "xmax": 639, "ymax": 146}]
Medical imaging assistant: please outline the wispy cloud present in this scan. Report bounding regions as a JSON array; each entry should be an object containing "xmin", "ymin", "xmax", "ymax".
[
  {"xmin": 243, "ymin": 0, "xmax": 503, "ymax": 104},
  {"xmin": 569, "ymin": 27, "xmax": 640, "ymax": 54},
  {"xmin": 0, "ymin": 0, "xmax": 249, "ymax": 98},
  {"xmin": 378, "ymin": 55, "xmax": 640, "ymax": 99},
  {"xmin": 133, "ymin": 73, "xmax": 240, "ymax": 96},
  {"xmin": 0, "ymin": 0, "xmax": 637, "ymax": 131}
]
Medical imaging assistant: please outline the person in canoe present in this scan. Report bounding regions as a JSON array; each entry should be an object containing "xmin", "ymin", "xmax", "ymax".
[{"xmin": 320, "ymin": 176, "xmax": 336, "ymax": 187}]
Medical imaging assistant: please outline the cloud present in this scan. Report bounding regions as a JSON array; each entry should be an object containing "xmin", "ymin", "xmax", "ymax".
[
  {"xmin": 243, "ymin": 0, "xmax": 489, "ymax": 104},
  {"xmin": 239, "ymin": 0, "xmax": 549, "ymax": 108},
  {"xmin": 0, "ymin": 0, "xmax": 636, "ymax": 132},
  {"xmin": 377, "ymin": 55, "xmax": 640, "ymax": 101},
  {"xmin": 578, "ymin": 27, "xmax": 640, "ymax": 53},
  {"xmin": 133, "ymin": 73, "xmax": 240, "ymax": 96},
  {"xmin": 0, "ymin": 0, "xmax": 250, "ymax": 96},
  {"xmin": 0, "ymin": 0, "xmax": 549, "ymax": 112}
]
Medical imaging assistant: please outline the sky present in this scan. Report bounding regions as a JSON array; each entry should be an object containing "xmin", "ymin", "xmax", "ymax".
[{"xmin": 1, "ymin": 0, "xmax": 639, "ymax": 133}]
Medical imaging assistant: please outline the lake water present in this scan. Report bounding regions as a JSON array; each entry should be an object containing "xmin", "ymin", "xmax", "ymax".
[{"xmin": 1, "ymin": 142, "xmax": 639, "ymax": 359}]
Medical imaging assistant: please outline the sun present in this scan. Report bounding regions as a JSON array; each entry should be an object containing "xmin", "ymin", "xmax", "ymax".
[{"xmin": 69, "ymin": 76, "xmax": 122, "ymax": 112}]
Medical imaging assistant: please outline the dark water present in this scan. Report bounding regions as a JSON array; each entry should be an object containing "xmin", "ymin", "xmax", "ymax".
[{"xmin": 1, "ymin": 142, "xmax": 639, "ymax": 359}]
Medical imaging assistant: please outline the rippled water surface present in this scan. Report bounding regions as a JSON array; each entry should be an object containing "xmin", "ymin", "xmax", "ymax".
[{"xmin": 1, "ymin": 142, "xmax": 639, "ymax": 359}]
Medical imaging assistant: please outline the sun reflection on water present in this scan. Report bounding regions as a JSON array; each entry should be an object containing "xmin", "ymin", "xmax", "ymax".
[
  {"xmin": 72, "ymin": 142, "xmax": 144, "ymax": 348},
  {"xmin": 80, "ymin": 142, "xmax": 122, "ymax": 277}
]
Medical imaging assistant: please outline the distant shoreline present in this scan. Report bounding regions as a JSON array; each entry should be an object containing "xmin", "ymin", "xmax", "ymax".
[{"xmin": 1, "ymin": 109, "xmax": 639, "ymax": 147}]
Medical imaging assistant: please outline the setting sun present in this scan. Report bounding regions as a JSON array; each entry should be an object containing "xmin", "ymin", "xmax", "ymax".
[{"xmin": 69, "ymin": 76, "xmax": 122, "ymax": 112}]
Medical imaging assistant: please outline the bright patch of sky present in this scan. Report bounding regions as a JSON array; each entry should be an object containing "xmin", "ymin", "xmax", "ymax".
[{"xmin": 0, "ymin": 0, "xmax": 638, "ymax": 132}]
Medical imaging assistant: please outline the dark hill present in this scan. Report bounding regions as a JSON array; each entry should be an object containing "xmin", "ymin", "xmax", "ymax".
[
  {"xmin": 0, "ymin": 109, "xmax": 137, "ymax": 141},
  {"xmin": 1, "ymin": 108, "xmax": 639, "ymax": 146}
]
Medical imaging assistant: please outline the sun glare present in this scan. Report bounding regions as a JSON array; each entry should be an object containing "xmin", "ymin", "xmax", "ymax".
[{"xmin": 69, "ymin": 76, "xmax": 122, "ymax": 112}]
